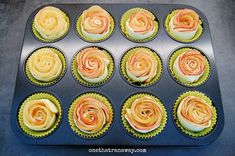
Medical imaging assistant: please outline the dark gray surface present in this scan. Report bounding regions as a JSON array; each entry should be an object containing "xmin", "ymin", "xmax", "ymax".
[{"xmin": 0, "ymin": 0, "xmax": 234, "ymax": 155}]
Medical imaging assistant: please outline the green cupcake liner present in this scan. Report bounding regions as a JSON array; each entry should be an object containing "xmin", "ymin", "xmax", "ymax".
[
  {"xmin": 32, "ymin": 11, "xmax": 70, "ymax": 42},
  {"xmin": 76, "ymin": 11, "xmax": 115, "ymax": 42},
  {"xmin": 25, "ymin": 47, "xmax": 67, "ymax": 87},
  {"xmin": 18, "ymin": 92, "xmax": 62, "ymax": 138},
  {"xmin": 72, "ymin": 47, "xmax": 114, "ymax": 87},
  {"xmin": 165, "ymin": 9, "xmax": 203, "ymax": 43},
  {"xmin": 121, "ymin": 93, "xmax": 167, "ymax": 139},
  {"xmin": 120, "ymin": 47, "xmax": 162, "ymax": 87},
  {"xmin": 168, "ymin": 47, "xmax": 210, "ymax": 87},
  {"xmin": 68, "ymin": 92, "xmax": 113, "ymax": 138},
  {"xmin": 173, "ymin": 91, "xmax": 217, "ymax": 138},
  {"xmin": 120, "ymin": 8, "xmax": 159, "ymax": 43}
]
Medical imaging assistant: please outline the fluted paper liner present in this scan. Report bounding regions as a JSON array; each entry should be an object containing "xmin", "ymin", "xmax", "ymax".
[
  {"xmin": 25, "ymin": 47, "xmax": 67, "ymax": 87},
  {"xmin": 68, "ymin": 92, "xmax": 114, "ymax": 138},
  {"xmin": 168, "ymin": 47, "xmax": 210, "ymax": 87},
  {"xmin": 165, "ymin": 9, "xmax": 203, "ymax": 43},
  {"xmin": 120, "ymin": 47, "xmax": 162, "ymax": 87},
  {"xmin": 120, "ymin": 8, "xmax": 159, "ymax": 43},
  {"xmin": 71, "ymin": 47, "xmax": 114, "ymax": 87},
  {"xmin": 121, "ymin": 93, "xmax": 167, "ymax": 139},
  {"xmin": 173, "ymin": 91, "xmax": 217, "ymax": 138},
  {"xmin": 18, "ymin": 92, "xmax": 62, "ymax": 138}
]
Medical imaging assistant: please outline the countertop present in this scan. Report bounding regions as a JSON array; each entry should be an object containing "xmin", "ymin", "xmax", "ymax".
[{"xmin": 0, "ymin": 0, "xmax": 234, "ymax": 155}]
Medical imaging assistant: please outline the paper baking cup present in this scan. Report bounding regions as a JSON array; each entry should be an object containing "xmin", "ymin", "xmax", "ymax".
[
  {"xmin": 18, "ymin": 92, "xmax": 62, "ymax": 138},
  {"xmin": 120, "ymin": 47, "xmax": 162, "ymax": 87},
  {"xmin": 25, "ymin": 47, "xmax": 67, "ymax": 87},
  {"xmin": 173, "ymin": 91, "xmax": 217, "ymax": 138},
  {"xmin": 32, "ymin": 11, "xmax": 70, "ymax": 42},
  {"xmin": 68, "ymin": 92, "xmax": 113, "ymax": 138},
  {"xmin": 121, "ymin": 93, "xmax": 167, "ymax": 139},
  {"xmin": 165, "ymin": 9, "xmax": 203, "ymax": 43},
  {"xmin": 120, "ymin": 8, "xmax": 159, "ymax": 43},
  {"xmin": 71, "ymin": 47, "xmax": 114, "ymax": 87},
  {"xmin": 168, "ymin": 47, "xmax": 210, "ymax": 87},
  {"xmin": 76, "ymin": 12, "xmax": 115, "ymax": 42}
]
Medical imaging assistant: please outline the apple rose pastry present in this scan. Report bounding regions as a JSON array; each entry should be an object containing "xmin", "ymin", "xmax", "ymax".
[
  {"xmin": 177, "ymin": 96, "xmax": 213, "ymax": 132},
  {"xmin": 73, "ymin": 96, "xmax": 111, "ymax": 134},
  {"xmin": 23, "ymin": 99, "xmax": 58, "ymax": 131},
  {"xmin": 121, "ymin": 47, "xmax": 162, "ymax": 86},
  {"xmin": 173, "ymin": 49, "xmax": 207, "ymax": 83},
  {"xmin": 79, "ymin": 5, "xmax": 113, "ymax": 41},
  {"xmin": 27, "ymin": 48, "xmax": 63, "ymax": 82},
  {"xmin": 69, "ymin": 93, "xmax": 113, "ymax": 138},
  {"xmin": 166, "ymin": 8, "xmax": 202, "ymax": 41},
  {"xmin": 125, "ymin": 96, "xmax": 163, "ymax": 133},
  {"xmin": 33, "ymin": 6, "xmax": 69, "ymax": 41},
  {"xmin": 125, "ymin": 9, "xmax": 156, "ymax": 40},
  {"xmin": 75, "ymin": 47, "xmax": 112, "ymax": 84}
]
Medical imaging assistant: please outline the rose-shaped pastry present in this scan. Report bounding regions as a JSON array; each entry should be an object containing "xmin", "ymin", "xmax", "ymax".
[
  {"xmin": 126, "ymin": 9, "xmax": 156, "ymax": 40},
  {"xmin": 169, "ymin": 9, "xmax": 202, "ymax": 40},
  {"xmin": 125, "ymin": 96, "xmax": 162, "ymax": 133},
  {"xmin": 173, "ymin": 49, "xmax": 206, "ymax": 83},
  {"xmin": 23, "ymin": 99, "xmax": 58, "ymax": 131},
  {"xmin": 76, "ymin": 47, "xmax": 110, "ymax": 83},
  {"xmin": 126, "ymin": 48, "xmax": 158, "ymax": 83},
  {"xmin": 34, "ymin": 6, "xmax": 69, "ymax": 40},
  {"xmin": 81, "ymin": 5, "xmax": 111, "ymax": 40},
  {"xmin": 27, "ymin": 48, "xmax": 63, "ymax": 82},
  {"xmin": 177, "ymin": 96, "xmax": 212, "ymax": 132},
  {"xmin": 73, "ymin": 96, "xmax": 111, "ymax": 134}
]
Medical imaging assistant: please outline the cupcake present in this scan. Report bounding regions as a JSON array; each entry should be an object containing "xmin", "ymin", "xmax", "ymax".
[
  {"xmin": 165, "ymin": 8, "xmax": 203, "ymax": 42},
  {"xmin": 120, "ymin": 8, "xmax": 158, "ymax": 42},
  {"xmin": 32, "ymin": 6, "xmax": 70, "ymax": 42},
  {"xmin": 169, "ymin": 47, "xmax": 210, "ymax": 87},
  {"xmin": 76, "ymin": 5, "xmax": 114, "ymax": 42},
  {"xmin": 25, "ymin": 47, "xmax": 66, "ymax": 86},
  {"xmin": 68, "ymin": 92, "xmax": 113, "ymax": 138},
  {"xmin": 173, "ymin": 91, "xmax": 217, "ymax": 137},
  {"xmin": 120, "ymin": 47, "xmax": 162, "ymax": 87},
  {"xmin": 121, "ymin": 93, "xmax": 167, "ymax": 139},
  {"xmin": 72, "ymin": 47, "xmax": 114, "ymax": 87},
  {"xmin": 18, "ymin": 92, "xmax": 62, "ymax": 137}
]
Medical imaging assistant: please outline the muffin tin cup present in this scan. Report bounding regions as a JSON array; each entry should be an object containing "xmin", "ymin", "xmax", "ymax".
[{"xmin": 11, "ymin": 4, "xmax": 224, "ymax": 146}]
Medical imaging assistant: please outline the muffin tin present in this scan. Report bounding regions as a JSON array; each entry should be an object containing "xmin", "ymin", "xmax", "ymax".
[{"xmin": 11, "ymin": 4, "xmax": 224, "ymax": 146}]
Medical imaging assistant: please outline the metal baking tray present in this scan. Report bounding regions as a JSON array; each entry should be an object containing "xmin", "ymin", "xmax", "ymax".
[{"xmin": 11, "ymin": 3, "xmax": 224, "ymax": 146}]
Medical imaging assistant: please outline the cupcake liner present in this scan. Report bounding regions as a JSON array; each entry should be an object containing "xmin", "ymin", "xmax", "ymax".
[
  {"xmin": 25, "ymin": 47, "xmax": 67, "ymax": 87},
  {"xmin": 68, "ymin": 92, "xmax": 113, "ymax": 138},
  {"xmin": 18, "ymin": 92, "xmax": 62, "ymax": 138},
  {"xmin": 120, "ymin": 8, "xmax": 159, "ymax": 43},
  {"xmin": 121, "ymin": 93, "xmax": 167, "ymax": 139},
  {"xmin": 76, "ymin": 12, "xmax": 115, "ymax": 42},
  {"xmin": 173, "ymin": 91, "xmax": 217, "ymax": 138},
  {"xmin": 168, "ymin": 47, "xmax": 210, "ymax": 87},
  {"xmin": 72, "ymin": 47, "xmax": 114, "ymax": 87},
  {"xmin": 32, "ymin": 12, "xmax": 70, "ymax": 42},
  {"xmin": 120, "ymin": 47, "xmax": 162, "ymax": 87},
  {"xmin": 165, "ymin": 9, "xmax": 203, "ymax": 43}
]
